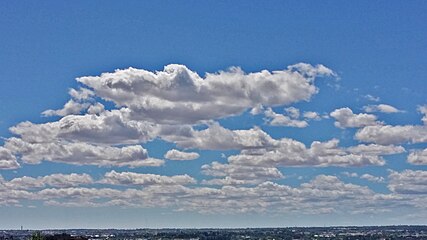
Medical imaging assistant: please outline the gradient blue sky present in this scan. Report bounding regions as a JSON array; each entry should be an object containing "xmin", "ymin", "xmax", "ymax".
[{"xmin": 0, "ymin": 1, "xmax": 427, "ymax": 229}]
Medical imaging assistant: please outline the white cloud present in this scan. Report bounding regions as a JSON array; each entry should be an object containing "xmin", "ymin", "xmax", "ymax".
[
  {"xmin": 303, "ymin": 111, "xmax": 322, "ymax": 120},
  {"xmin": 49, "ymin": 176, "xmax": 319, "ymax": 214},
  {"xmin": 37, "ymin": 187, "xmax": 121, "ymax": 200},
  {"xmin": 161, "ymin": 122, "xmax": 277, "ymax": 151},
  {"xmin": 360, "ymin": 174, "xmax": 385, "ymax": 183},
  {"xmin": 330, "ymin": 107, "xmax": 380, "ymax": 128},
  {"xmin": 0, "ymin": 147, "xmax": 20, "ymax": 169},
  {"xmin": 6, "ymin": 173, "xmax": 93, "ymax": 189},
  {"xmin": 42, "ymin": 88, "xmax": 95, "ymax": 117},
  {"xmin": 355, "ymin": 106, "xmax": 427, "ymax": 145},
  {"xmin": 249, "ymin": 104, "xmax": 264, "ymax": 115},
  {"xmin": 184, "ymin": 175, "xmax": 397, "ymax": 214},
  {"xmin": 201, "ymin": 177, "xmax": 255, "ymax": 186},
  {"xmin": 342, "ymin": 172, "xmax": 359, "ymax": 178},
  {"xmin": 18, "ymin": 109, "xmax": 283, "ymax": 156},
  {"xmin": 363, "ymin": 104, "xmax": 402, "ymax": 113},
  {"xmin": 364, "ymin": 94, "xmax": 380, "ymax": 102},
  {"xmin": 407, "ymin": 148, "xmax": 427, "ymax": 165},
  {"xmin": 164, "ymin": 149, "xmax": 199, "ymax": 161},
  {"xmin": 201, "ymin": 161, "xmax": 284, "ymax": 185},
  {"xmin": 388, "ymin": 170, "xmax": 427, "ymax": 194},
  {"xmin": 347, "ymin": 144, "xmax": 405, "ymax": 155},
  {"xmin": 199, "ymin": 141, "xmax": 404, "ymax": 187},
  {"xmin": 5, "ymin": 138, "xmax": 163, "ymax": 167},
  {"xmin": 0, "ymin": 178, "xmax": 35, "ymax": 206},
  {"xmin": 264, "ymin": 108, "xmax": 308, "ymax": 128},
  {"xmin": 418, "ymin": 105, "xmax": 427, "ymax": 125},
  {"xmin": 10, "ymin": 109, "xmax": 156, "ymax": 145},
  {"xmin": 356, "ymin": 125, "xmax": 427, "ymax": 145},
  {"xmin": 4, "ymin": 62, "xmax": 427, "ymax": 218},
  {"xmin": 68, "ymin": 88, "xmax": 94, "ymax": 101},
  {"xmin": 1, "ymin": 64, "xmax": 337, "ymax": 171},
  {"xmin": 42, "ymin": 99, "xmax": 91, "ymax": 117},
  {"xmin": 87, "ymin": 102, "xmax": 105, "ymax": 115},
  {"xmin": 100, "ymin": 170, "xmax": 196, "ymax": 186},
  {"xmin": 0, "ymin": 171, "xmax": 415, "ymax": 216},
  {"xmin": 228, "ymin": 139, "xmax": 398, "ymax": 168},
  {"xmin": 284, "ymin": 107, "xmax": 300, "ymax": 119},
  {"xmin": 77, "ymin": 63, "xmax": 335, "ymax": 124},
  {"xmin": 289, "ymin": 62, "xmax": 336, "ymax": 78}
]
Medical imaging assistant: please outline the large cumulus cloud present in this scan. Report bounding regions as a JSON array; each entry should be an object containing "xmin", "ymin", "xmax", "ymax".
[{"xmin": 77, "ymin": 63, "xmax": 335, "ymax": 124}]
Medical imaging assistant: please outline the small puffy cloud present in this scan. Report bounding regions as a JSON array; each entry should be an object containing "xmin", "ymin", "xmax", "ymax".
[
  {"xmin": 100, "ymin": 170, "xmax": 196, "ymax": 186},
  {"xmin": 284, "ymin": 107, "xmax": 300, "ymax": 119},
  {"xmin": 164, "ymin": 149, "xmax": 199, "ymax": 161},
  {"xmin": 407, "ymin": 148, "xmax": 427, "ymax": 165},
  {"xmin": 5, "ymin": 138, "xmax": 163, "ymax": 168},
  {"xmin": 77, "ymin": 63, "xmax": 335, "ymax": 124},
  {"xmin": 303, "ymin": 111, "xmax": 322, "ymax": 120},
  {"xmin": 360, "ymin": 174, "xmax": 385, "ymax": 183},
  {"xmin": 249, "ymin": 104, "xmax": 264, "ymax": 115},
  {"xmin": 264, "ymin": 108, "xmax": 308, "ymax": 128},
  {"xmin": 161, "ymin": 122, "xmax": 277, "ymax": 151},
  {"xmin": 418, "ymin": 105, "xmax": 427, "ymax": 125},
  {"xmin": 388, "ymin": 170, "xmax": 427, "ymax": 194},
  {"xmin": 289, "ymin": 62, "xmax": 336, "ymax": 77},
  {"xmin": 330, "ymin": 107, "xmax": 380, "ymax": 128},
  {"xmin": 363, "ymin": 104, "xmax": 402, "ymax": 113},
  {"xmin": 0, "ymin": 147, "xmax": 20, "ymax": 170},
  {"xmin": 42, "ymin": 88, "xmax": 95, "ymax": 117},
  {"xmin": 356, "ymin": 125, "xmax": 427, "ymax": 145},
  {"xmin": 42, "ymin": 99, "xmax": 91, "ymax": 117},
  {"xmin": 364, "ymin": 94, "xmax": 380, "ymax": 102},
  {"xmin": 68, "ymin": 88, "xmax": 94, "ymax": 101},
  {"xmin": 342, "ymin": 172, "xmax": 359, "ymax": 178}
]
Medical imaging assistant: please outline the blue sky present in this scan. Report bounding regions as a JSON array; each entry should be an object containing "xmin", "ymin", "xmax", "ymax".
[{"xmin": 1, "ymin": 1, "xmax": 427, "ymax": 229}]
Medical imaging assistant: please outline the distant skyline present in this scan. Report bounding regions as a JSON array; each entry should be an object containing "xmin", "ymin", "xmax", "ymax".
[{"xmin": 0, "ymin": 1, "xmax": 427, "ymax": 229}]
